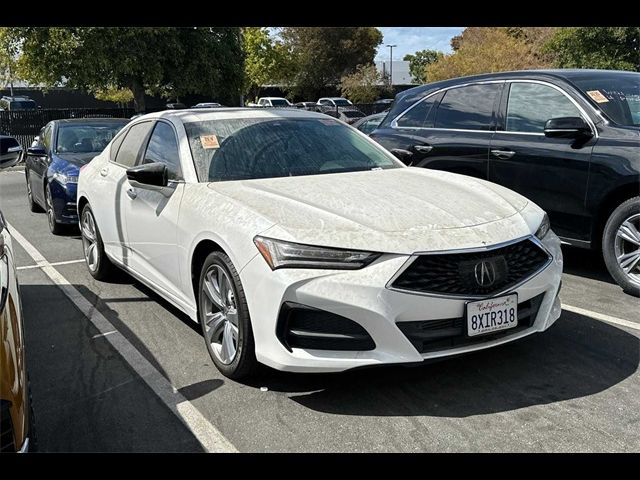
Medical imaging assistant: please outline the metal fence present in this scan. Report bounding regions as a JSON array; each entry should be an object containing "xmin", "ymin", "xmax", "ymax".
[{"xmin": 0, "ymin": 108, "xmax": 135, "ymax": 148}]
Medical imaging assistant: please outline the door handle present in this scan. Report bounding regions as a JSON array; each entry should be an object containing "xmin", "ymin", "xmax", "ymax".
[
  {"xmin": 99, "ymin": 167, "xmax": 109, "ymax": 177},
  {"xmin": 491, "ymin": 149, "xmax": 516, "ymax": 159},
  {"xmin": 412, "ymin": 144, "xmax": 433, "ymax": 154},
  {"xmin": 126, "ymin": 188, "xmax": 137, "ymax": 200}
]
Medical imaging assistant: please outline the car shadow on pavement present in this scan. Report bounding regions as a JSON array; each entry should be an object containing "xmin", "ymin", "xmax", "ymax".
[
  {"xmin": 561, "ymin": 245, "xmax": 616, "ymax": 285},
  {"xmin": 246, "ymin": 311, "xmax": 639, "ymax": 417}
]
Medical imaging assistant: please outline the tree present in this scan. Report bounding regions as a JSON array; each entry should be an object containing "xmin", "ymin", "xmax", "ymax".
[
  {"xmin": 279, "ymin": 27, "xmax": 383, "ymax": 100},
  {"xmin": 426, "ymin": 27, "xmax": 552, "ymax": 82},
  {"xmin": 242, "ymin": 27, "xmax": 291, "ymax": 103},
  {"xmin": 5, "ymin": 27, "xmax": 244, "ymax": 112},
  {"xmin": 339, "ymin": 64, "xmax": 383, "ymax": 103},
  {"xmin": 545, "ymin": 27, "xmax": 640, "ymax": 71},
  {"xmin": 0, "ymin": 28, "xmax": 22, "ymax": 94},
  {"xmin": 403, "ymin": 49, "xmax": 444, "ymax": 83}
]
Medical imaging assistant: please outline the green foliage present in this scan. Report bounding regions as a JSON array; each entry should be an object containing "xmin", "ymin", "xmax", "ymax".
[
  {"xmin": 427, "ymin": 27, "xmax": 552, "ymax": 82},
  {"xmin": 545, "ymin": 27, "xmax": 640, "ymax": 71},
  {"xmin": 242, "ymin": 27, "xmax": 291, "ymax": 101},
  {"xmin": 339, "ymin": 64, "xmax": 382, "ymax": 103},
  {"xmin": 280, "ymin": 27, "xmax": 383, "ymax": 100},
  {"xmin": 93, "ymin": 86, "xmax": 134, "ymax": 105},
  {"xmin": 403, "ymin": 49, "xmax": 444, "ymax": 83},
  {"xmin": 5, "ymin": 27, "xmax": 244, "ymax": 111}
]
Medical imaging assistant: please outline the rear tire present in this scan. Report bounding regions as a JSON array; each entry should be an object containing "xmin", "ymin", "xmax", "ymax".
[
  {"xmin": 80, "ymin": 204, "xmax": 116, "ymax": 280},
  {"xmin": 27, "ymin": 377, "xmax": 37, "ymax": 452},
  {"xmin": 198, "ymin": 251, "xmax": 258, "ymax": 380},
  {"xmin": 26, "ymin": 170, "xmax": 43, "ymax": 213},
  {"xmin": 602, "ymin": 197, "xmax": 640, "ymax": 297}
]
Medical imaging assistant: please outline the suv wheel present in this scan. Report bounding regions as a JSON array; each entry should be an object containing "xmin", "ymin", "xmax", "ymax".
[
  {"xmin": 80, "ymin": 204, "xmax": 116, "ymax": 280},
  {"xmin": 602, "ymin": 197, "xmax": 640, "ymax": 297}
]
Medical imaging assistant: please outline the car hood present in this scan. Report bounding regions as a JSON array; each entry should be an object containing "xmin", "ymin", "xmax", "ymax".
[
  {"xmin": 54, "ymin": 152, "xmax": 98, "ymax": 168},
  {"xmin": 208, "ymin": 167, "xmax": 540, "ymax": 254}
]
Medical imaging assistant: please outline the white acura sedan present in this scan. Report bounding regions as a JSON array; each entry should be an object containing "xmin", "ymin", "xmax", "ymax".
[{"xmin": 77, "ymin": 108, "xmax": 563, "ymax": 379}]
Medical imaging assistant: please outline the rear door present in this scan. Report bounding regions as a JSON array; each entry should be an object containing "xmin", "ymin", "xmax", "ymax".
[
  {"xmin": 489, "ymin": 81, "xmax": 596, "ymax": 242},
  {"xmin": 122, "ymin": 120, "xmax": 185, "ymax": 297},
  {"xmin": 375, "ymin": 82, "xmax": 503, "ymax": 179}
]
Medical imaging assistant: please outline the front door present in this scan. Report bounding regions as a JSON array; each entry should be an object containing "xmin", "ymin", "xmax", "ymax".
[
  {"xmin": 489, "ymin": 81, "xmax": 596, "ymax": 242},
  {"xmin": 122, "ymin": 120, "xmax": 185, "ymax": 298}
]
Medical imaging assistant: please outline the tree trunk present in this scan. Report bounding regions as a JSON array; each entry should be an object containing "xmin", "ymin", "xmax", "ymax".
[{"xmin": 130, "ymin": 79, "xmax": 146, "ymax": 113}]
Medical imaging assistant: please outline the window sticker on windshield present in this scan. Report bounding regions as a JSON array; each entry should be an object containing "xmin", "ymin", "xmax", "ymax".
[
  {"xmin": 200, "ymin": 135, "xmax": 220, "ymax": 149},
  {"xmin": 586, "ymin": 90, "xmax": 609, "ymax": 103}
]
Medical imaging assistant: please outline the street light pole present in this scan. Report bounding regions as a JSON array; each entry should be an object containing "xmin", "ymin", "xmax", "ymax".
[{"xmin": 386, "ymin": 44, "xmax": 397, "ymax": 87}]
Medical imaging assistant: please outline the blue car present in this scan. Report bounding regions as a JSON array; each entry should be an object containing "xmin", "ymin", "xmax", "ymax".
[{"xmin": 25, "ymin": 118, "xmax": 129, "ymax": 234}]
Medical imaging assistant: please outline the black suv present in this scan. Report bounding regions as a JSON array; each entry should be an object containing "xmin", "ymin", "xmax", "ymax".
[
  {"xmin": 371, "ymin": 69, "xmax": 640, "ymax": 296},
  {"xmin": 0, "ymin": 96, "xmax": 38, "ymax": 111}
]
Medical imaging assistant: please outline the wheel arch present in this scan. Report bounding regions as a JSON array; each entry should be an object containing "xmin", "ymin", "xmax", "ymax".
[
  {"xmin": 593, "ymin": 181, "xmax": 640, "ymax": 250},
  {"xmin": 190, "ymin": 239, "xmax": 226, "ymax": 304}
]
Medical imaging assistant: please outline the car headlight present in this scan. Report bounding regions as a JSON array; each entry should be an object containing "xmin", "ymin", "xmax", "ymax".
[
  {"xmin": 535, "ymin": 212, "xmax": 551, "ymax": 240},
  {"xmin": 52, "ymin": 172, "xmax": 78, "ymax": 184},
  {"xmin": 254, "ymin": 236, "xmax": 381, "ymax": 270}
]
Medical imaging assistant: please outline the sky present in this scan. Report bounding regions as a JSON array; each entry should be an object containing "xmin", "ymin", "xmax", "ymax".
[{"xmin": 374, "ymin": 27, "xmax": 464, "ymax": 61}]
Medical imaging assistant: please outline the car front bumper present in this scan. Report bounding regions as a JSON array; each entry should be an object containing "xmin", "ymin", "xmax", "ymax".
[
  {"xmin": 50, "ymin": 180, "xmax": 78, "ymax": 224},
  {"xmin": 240, "ymin": 232, "xmax": 563, "ymax": 373}
]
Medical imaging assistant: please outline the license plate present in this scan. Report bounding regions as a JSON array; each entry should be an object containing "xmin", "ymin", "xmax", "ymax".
[{"xmin": 466, "ymin": 294, "xmax": 518, "ymax": 337}]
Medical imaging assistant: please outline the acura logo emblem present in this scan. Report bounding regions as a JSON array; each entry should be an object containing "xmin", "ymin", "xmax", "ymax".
[{"xmin": 474, "ymin": 260, "xmax": 496, "ymax": 287}]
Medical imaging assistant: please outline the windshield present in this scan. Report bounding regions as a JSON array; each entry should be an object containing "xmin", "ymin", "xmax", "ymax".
[
  {"xmin": 55, "ymin": 122, "xmax": 128, "ymax": 154},
  {"xmin": 11, "ymin": 101, "xmax": 37, "ymax": 110},
  {"xmin": 270, "ymin": 99, "xmax": 290, "ymax": 106},
  {"xmin": 333, "ymin": 99, "xmax": 352, "ymax": 106},
  {"xmin": 572, "ymin": 72, "xmax": 640, "ymax": 127},
  {"xmin": 185, "ymin": 117, "xmax": 402, "ymax": 182}
]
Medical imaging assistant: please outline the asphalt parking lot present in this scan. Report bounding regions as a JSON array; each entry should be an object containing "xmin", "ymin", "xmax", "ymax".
[{"xmin": 1, "ymin": 166, "xmax": 639, "ymax": 452}]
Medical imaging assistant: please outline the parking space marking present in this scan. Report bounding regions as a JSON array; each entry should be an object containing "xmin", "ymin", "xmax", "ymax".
[
  {"xmin": 91, "ymin": 330, "xmax": 117, "ymax": 339},
  {"xmin": 8, "ymin": 221, "xmax": 238, "ymax": 453},
  {"xmin": 563, "ymin": 304, "xmax": 640, "ymax": 332},
  {"xmin": 17, "ymin": 259, "xmax": 85, "ymax": 271}
]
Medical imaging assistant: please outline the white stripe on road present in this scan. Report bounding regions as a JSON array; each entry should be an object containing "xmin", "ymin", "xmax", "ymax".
[
  {"xmin": 8, "ymin": 222, "xmax": 238, "ymax": 453},
  {"xmin": 17, "ymin": 259, "xmax": 85, "ymax": 271},
  {"xmin": 91, "ymin": 330, "xmax": 117, "ymax": 339},
  {"xmin": 563, "ymin": 304, "xmax": 640, "ymax": 332}
]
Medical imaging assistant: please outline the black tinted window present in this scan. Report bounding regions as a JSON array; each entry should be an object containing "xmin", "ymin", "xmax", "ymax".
[
  {"xmin": 114, "ymin": 121, "xmax": 153, "ymax": 167},
  {"xmin": 507, "ymin": 83, "xmax": 582, "ymax": 133},
  {"xmin": 396, "ymin": 93, "xmax": 442, "ymax": 128},
  {"xmin": 144, "ymin": 122, "xmax": 182, "ymax": 179},
  {"xmin": 434, "ymin": 84, "xmax": 500, "ymax": 131}
]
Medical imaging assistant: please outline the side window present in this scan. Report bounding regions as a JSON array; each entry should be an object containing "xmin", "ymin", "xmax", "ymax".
[
  {"xmin": 506, "ymin": 83, "xmax": 583, "ymax": 133},
  {"xmin": 143, "ymin": 122, "xmax": 182, "ymax": 180},
  {"xmin": 110, "ymin": 128, "xmax": 128, "ymax": 161},
  {"xmin": 396, "ymin": 92, "xmax": 443, "ymax": 128},
  {"xmin": 114, "ymin": 121, "xmax": 153, "ymax": 168},
  {"xmin": 42, "ymin": 124, "xmax": 53, "ymax": 151},
  {"xmin": 434, "ymin": 84, "xmax": 501, "ymax": 131}
]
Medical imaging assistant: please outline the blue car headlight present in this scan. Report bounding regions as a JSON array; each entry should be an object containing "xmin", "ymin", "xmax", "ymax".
[{"xmin": 52, "ymin": 172, "xmax": 79, "ymax": 184}]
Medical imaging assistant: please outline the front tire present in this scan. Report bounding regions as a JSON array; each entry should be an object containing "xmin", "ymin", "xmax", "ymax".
[
  {"xmin": 198, "ymin": 251, "xmax": 257, "ymax": 379},
  {"xmin": 602, "ymin": 197, "xmax": 640, "ymax": 297},
  {"xmin": 45, "ymin": 183, "xmax": 64, "ymax": 235},
  {"xmin": 80, "ymin": 204, "xmax": 116, "ymax": 280}
]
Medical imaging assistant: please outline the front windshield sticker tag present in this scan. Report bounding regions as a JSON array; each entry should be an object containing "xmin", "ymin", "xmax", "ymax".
[
  {"xmin": 586, "ymin": 90, "xmax": 609, "ymax": 103},
  {"xmin": 200, "ymin": 135, "xmax": 220, "ymax": 149}
]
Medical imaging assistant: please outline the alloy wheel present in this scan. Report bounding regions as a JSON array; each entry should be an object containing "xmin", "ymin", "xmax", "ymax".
[
  {"xmin": 81, "ymin": 209, "xmax": 99, "ymax": 272},
  {"xmin": 201, "ymin": 265, "xmax": 239, "ymax": 365},
  {"xmin": 614, "ymin": 213, "xmax": 640, "ymax": 286}
]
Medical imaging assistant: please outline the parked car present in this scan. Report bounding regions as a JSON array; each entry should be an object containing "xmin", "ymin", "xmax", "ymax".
[
  {"xmin": 294, "ymin": 102, "xmax": 321, "ymax": 112},
  {"xmin": 0, "ymin": 96, "xmax": 38, "ymax": 111},
  {"xmin": 256, "ymin": 97, "xmax": 293, "ymax": 107},
  {"xmin": 352, "ymin": 112, "xmax": 387, "ymax": 135},
  {"xmin": 0, "ymin": 135, "xmax": 23, "ymax": 169},
  {"xmin": 374, "ymin": 98, "xmax": 394, "ymax": 105},
  {"xmin": 317, "ymin": 97, "xmax": 354, "ymax": 108},
  {"xmin": 25, "ymin": 118, "xmax": 129, "ymax": 234},
  {"xmin": 191, "ymin": 102, "xmax": 223, "ymax": 109},
  {"xmin": 77, "ymin": 108, "xmax": 562, "ymax": 379},
  {"xmin": 1, "ymin": 196, "xmax": 35, "ymax": 452},
  {"xmin": 316, "ymin": 97, "xmax": 365, "ymax": 124},
  {"xmin": 370, "ymin": 69, "xmax": 640, "ymax": 296}
]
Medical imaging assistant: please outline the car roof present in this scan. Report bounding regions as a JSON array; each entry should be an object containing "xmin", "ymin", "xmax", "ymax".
[
  {"xmin": 260, "ymin": 97, "xmax": 288, "ymax": 100},
  {"xmin": 132, "ymin": 107, "xmax": 331, "ymax": 124},
  {"xmin": 53, "ymin": 118, "xmax": 130, "ymax": 125}
]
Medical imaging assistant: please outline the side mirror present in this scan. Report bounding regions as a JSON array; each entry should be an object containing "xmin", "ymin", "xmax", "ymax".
[
  {"xmin": 0, "ymin": 137, "xmax": 23, "ymax": 169},
  {"xmin": 126, "ymin": 162, "xmax": 168, "ymax": 188},
  {"xmin": 544, "ymin": 117, "xmax": 592, "ymax": 139},
  {"xmin": 27, "ymin": 146, "xmax": 47, "ymax": 157},
  {"xmin": 390, "ymin": 148, "xmax": 414, "ymax": 164}
]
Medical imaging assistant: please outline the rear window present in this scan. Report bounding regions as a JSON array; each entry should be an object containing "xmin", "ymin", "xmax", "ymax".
[{"xmin": 434, "ymin": 84, "xmax": 501, "ymax": 131}]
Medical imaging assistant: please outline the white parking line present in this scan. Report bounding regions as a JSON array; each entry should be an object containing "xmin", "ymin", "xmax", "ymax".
[
  {"xmin": 8, "ymin": 222, "xmax": 238, "ymax": 453},
  {"xmin": 562, "ymin": 304, "xmax": 640, "ymax": 332},
  {"xmin": 17, "ymin": 259, "xmax": 85, "ymax": 271}
]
